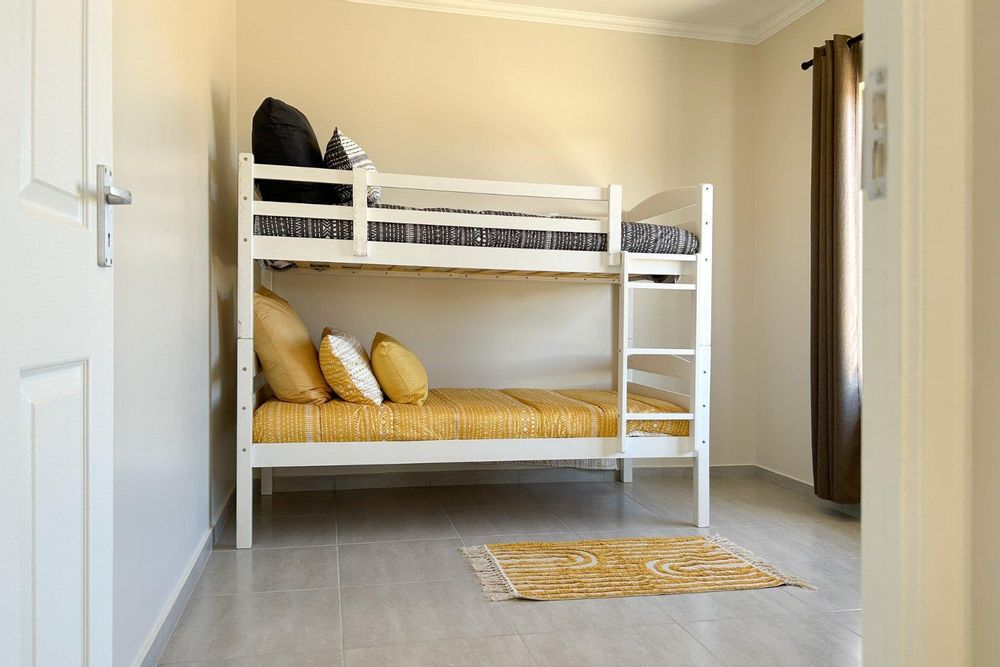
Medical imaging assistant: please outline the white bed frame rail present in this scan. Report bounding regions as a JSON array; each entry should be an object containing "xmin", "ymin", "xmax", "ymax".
[{"xmin": 236, "ymin": 153, "xmax": 712, "ymax": 548}]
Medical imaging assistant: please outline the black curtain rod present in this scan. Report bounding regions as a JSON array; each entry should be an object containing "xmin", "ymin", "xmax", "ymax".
[{"xmin": 801, "ymin": 33, "xmax": 863, "ymax": 70}]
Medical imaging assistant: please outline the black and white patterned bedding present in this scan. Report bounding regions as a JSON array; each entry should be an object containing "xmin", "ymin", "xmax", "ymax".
[{"xmin": 254, "ymin": 204, "xmax": 699, "ymax": 270}]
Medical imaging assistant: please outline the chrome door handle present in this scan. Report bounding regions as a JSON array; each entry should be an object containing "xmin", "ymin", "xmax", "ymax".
[
  {"xmin": 97, "ymin": 165, "xmax": 132, "ymax": 267},
  {"xmin": 105, "ymin": 184, "xmax": 132, "ymax": 206}
]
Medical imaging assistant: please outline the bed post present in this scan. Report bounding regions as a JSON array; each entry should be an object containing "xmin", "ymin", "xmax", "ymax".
[
  {"xmin": 617, "ymin": 458, "xmax": 634, "ymax": 483},
  {"xmin": 259, "ymin": 268, "xmax": 274, "ymax": 496},
  {"xmin": 607, "ymin": 184, "xmax": 623, "ymax": 266},
  {"xmin": 610, "ymin": 184, "xmax": 630, "ymax": 481},
  {"xmin": 352, "ymin": 167, "xmax": 369, "ymax": 257},
  {"xmin": 616, "ymin": 251, "xmax": 631, "ymax": 480},
  {"xmin": 236, "ymin": 153, "xmax": 255, "ymax": 548},
  {"xmin": 692, "ymin": 184, "xmax": 713, "ymax": 527}
]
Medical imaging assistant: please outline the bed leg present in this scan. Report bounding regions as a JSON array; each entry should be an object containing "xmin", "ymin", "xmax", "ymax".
[
  {"xmin": 236, "ymin": 455, "xmax": 253, "ymax": 549},
  {"xmin": 260, "ymin": 467, "xmax": 273, "ymax": 496},
  {"xmin": 617, "ymin": 458, "xmax": 633, "ymax": 483},
  {"xmin": 693, "ymin": 445, "xmax": 710, "ymax": 527}
]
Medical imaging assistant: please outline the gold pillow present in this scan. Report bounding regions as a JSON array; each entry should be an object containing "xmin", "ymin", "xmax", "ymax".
[
  {"xmin": 253, "ymin": 287, "xmax": 331, "ymax": 404},
  {"xmin": 370, "ymin": 332, "xmax": 429, "ymax": 405},
  {"xmin": 319, "ymin": 328, "xmax": 383, "ymax": 405}
]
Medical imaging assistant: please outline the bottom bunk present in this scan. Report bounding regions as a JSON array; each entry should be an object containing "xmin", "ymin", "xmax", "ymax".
[{"xmin": 249, "ymin": 388, "xmax": 700, "ymax": 474}]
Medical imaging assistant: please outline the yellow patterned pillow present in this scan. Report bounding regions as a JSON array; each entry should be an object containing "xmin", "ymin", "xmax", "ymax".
[
  {"xmin": 370, "ymin": 332, "xmax": 429, "ymax": 405},
  {"xmin": 253, "ymin": 287, "xmax": 332, "ymax": 404},
  {"xmin": 319, "ymin": 328, "xmax": 383, "ymax": 405}
]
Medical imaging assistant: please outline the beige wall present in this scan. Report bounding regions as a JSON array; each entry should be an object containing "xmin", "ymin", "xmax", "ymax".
[
  {"xmin": 972, "ymin": 0, "xmax": 1000, "ymax": 660},
  {"xmin": 753, "ymin": 0, "xmax": 862, "ymax": 483},
  {"xmin": 113, "ymin": 1, "xmax": 236, "ymax": 664},
  {"xmin": 236, "ymin": 0, "xmax": 758, "ymax": 466}
]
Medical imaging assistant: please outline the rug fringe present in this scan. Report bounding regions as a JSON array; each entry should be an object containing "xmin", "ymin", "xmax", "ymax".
[
  {"xmin": 461, "ymin": 545, "xmax": 519, "ymax": 601},
  {"xmin": 707, "ymin": 534, "xmax": 816, "ymax": 590}
]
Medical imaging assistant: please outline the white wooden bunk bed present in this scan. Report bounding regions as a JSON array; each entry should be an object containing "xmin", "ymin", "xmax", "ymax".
[{"xmin": 236, "ymin": 152, "xmax": 713, "ymax": 548}]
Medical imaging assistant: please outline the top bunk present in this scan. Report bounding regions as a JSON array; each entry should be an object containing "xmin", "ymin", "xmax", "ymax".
[{"xmin": 238, "ymin": 152, "xmax": 713, "ymax": 280}]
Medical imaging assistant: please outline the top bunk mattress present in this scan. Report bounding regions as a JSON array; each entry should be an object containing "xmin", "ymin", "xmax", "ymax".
[{"xmin": 254, "ymin": 204, "xmax": 699, "ymax": 270}]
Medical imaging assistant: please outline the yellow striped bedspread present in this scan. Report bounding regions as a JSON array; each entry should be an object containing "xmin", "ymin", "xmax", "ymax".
[{"xmin": 253, "ymin": 388, "xmax": 689, "ymax": 443}]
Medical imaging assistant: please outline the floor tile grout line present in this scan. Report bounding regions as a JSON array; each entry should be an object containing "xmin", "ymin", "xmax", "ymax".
[
  {"xmin": 673, "ymin": 619, "xmax": 733, "ymax": 666},
  {"xmin": 443, "ymin": 507, "xmax": 471, "ymax": 549},
  {"xmin": 341, "ymin": 629, "xmax": 524, "ymax": 655},
  {"xmin": 513, "ymin": 633, "xmax": 543, "ymax": 667},
  {"xmin": 341, "ymin": 574, "xmax": 477, "ymax": 590},
  {"xmin": 532, "ymin": 484, "xmax": 689, "ymax": 524},
  {"xmin": 441, "ymin": 503, "xmax": 524, "ymax": 648},
  {"xmin": 225, "ymin": 535, "xmax": 479, "ymax": 551},
  {"xmin": 216, "ymin": 541, "xmax": 341, "ymax": 553},
  {"xmin": 191, "ymin": 584, "xmax": 342, "ymax": 599},
  {"xmin": 437, "ymin": 501, "xmax": 549, "ymax": 511},
  {"xmin": 441, "ymin": 505, "xmax": 573, "ymax": 542},
  {"xmin": 335, "ymin": 510, "xmax": 346, "ymax": 666},
  {"xmin": 159, "ymin": 650, "xmax": 340, "ymax": 666},
  {"xmin": 514, "ymin": 620, "xmax": 683, "ymax": 640},
  {"xmin": 234, "ymin": 510, "xmax": 856, "ymax": 557},
  {"xmin": 212, "ymin": 542, "xmax": 339, "ymax": 553},
  {"xmin": 254, "ymin": 511, "xmax": 337, "ymax": 518},
  {"xmin": 339, "ymin": 531, "xmax": 462, "ymax": 546}
]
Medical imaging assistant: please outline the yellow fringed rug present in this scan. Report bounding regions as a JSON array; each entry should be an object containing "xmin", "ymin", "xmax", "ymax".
[{"xmin": 462, "ymin": 535, "xmax": 814, "ymax": 601}]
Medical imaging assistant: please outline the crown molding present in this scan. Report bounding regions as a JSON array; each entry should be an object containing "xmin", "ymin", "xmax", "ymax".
[
  {"xmin": 345, "ymin": 0, "xmax": 825, "ymax": 45},
  {"xmin": 751, "ymin": 0, "xmax": 827, "ymax": 44},
  {"xmin": 345, "ymin": 0, "xmax": 757, "ymax": 44}
]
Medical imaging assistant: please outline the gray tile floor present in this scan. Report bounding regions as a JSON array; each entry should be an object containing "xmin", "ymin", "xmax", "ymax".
[{"xmin": 159, "ymin": 476, "xmax": 861, "ymax": 666}]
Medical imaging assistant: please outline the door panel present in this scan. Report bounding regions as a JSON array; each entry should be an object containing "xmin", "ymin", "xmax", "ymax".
[
  {"xmin": 21, "ymin": 0, "xmax": 88, "ymax": 224},
  {"xmin": 21, "ymin": 363, "xmax": 88, "ymax": 665}
]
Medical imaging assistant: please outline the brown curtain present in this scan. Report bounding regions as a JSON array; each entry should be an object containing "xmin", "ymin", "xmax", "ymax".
[{"xmin": 811, "ymin": 35, "xmax": 862, "ymax": 504}]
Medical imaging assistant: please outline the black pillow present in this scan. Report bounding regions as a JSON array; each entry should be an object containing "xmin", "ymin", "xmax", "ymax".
[{"xmin": 251, "ymin": 98, "xmax": 338, "ymax": 204}]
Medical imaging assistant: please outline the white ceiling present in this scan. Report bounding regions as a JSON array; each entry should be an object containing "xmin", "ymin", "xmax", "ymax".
[{"xmin": 346, "ymin": 0, "xmax": 826, "ymax": 44}]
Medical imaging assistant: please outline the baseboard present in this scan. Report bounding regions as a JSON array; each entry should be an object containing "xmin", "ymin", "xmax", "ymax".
[
  {"xmin": 134, "ymin": 530, "xmax": 212, "ymax": 667},
  {"xmin": 136, "ymin": 487, "xmax": 235, "ymax": 667},
  {"xmin": 632, "ymin": 464, "xmax": 756, "ymax": 480},
  {"xmin": 753, "ymin": 465, "xmax": 861, "ymax": 518}
]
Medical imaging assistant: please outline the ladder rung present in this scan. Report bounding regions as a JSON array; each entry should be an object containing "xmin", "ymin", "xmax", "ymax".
[
  {"xmin": 625, "ymin": 412, "xmax": 695, "ymax": 421},
  {"xmin": 626, "ymin": 348, "xmax": 695, "ymax": 356},
  {"xmin": 626, "ymin": 281, "xmax": 695, "ymax": 291}
]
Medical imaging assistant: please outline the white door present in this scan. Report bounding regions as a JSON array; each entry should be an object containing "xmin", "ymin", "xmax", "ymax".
[{"xmin": 0, "ymin": 0, "xmax": 115, "ymax": 665}]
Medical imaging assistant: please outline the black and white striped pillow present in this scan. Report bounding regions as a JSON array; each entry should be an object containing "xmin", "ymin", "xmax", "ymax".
[{"xmin": 324, "ymin": 128, "xmax": 381, "ymax": 206}]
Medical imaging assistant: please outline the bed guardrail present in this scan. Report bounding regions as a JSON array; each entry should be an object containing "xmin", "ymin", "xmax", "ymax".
[
  {"xmin": 255, "ymin": 162, "xmax": 617, "ymax": 260},
  {"xmin": 246, "ymin": 155, "xmax": 714, "ymax": 266}
]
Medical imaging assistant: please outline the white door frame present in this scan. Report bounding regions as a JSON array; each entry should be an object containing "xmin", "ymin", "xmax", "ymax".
[{"xmin": 862, "ymin": 0, "xmax": 973, "ymax": 664}]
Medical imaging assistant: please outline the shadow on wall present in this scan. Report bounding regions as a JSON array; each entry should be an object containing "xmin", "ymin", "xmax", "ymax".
[{"xmin": 208, "ymin": 81, "xmax": 237, "ymax": 525}]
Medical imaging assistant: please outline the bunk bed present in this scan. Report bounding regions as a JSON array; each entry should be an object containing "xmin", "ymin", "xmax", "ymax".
[{"xmin": 236, "ymin": 152, "xmax": 713, "ymax": 549}]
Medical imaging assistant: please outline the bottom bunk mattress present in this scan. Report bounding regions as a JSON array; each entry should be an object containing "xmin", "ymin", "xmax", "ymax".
[{"xmin": 253, "ymin": 388, "xmax": 689, "ymax": 443}]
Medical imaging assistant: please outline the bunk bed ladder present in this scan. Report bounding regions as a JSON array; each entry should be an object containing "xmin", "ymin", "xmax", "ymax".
[
  {"xmin": 616, "ymin": 183, "xmax": 712, "ymax": 528},
  {"xmin": 616, "ymin": 252, "xmax": 632, "ymax": 483}
]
